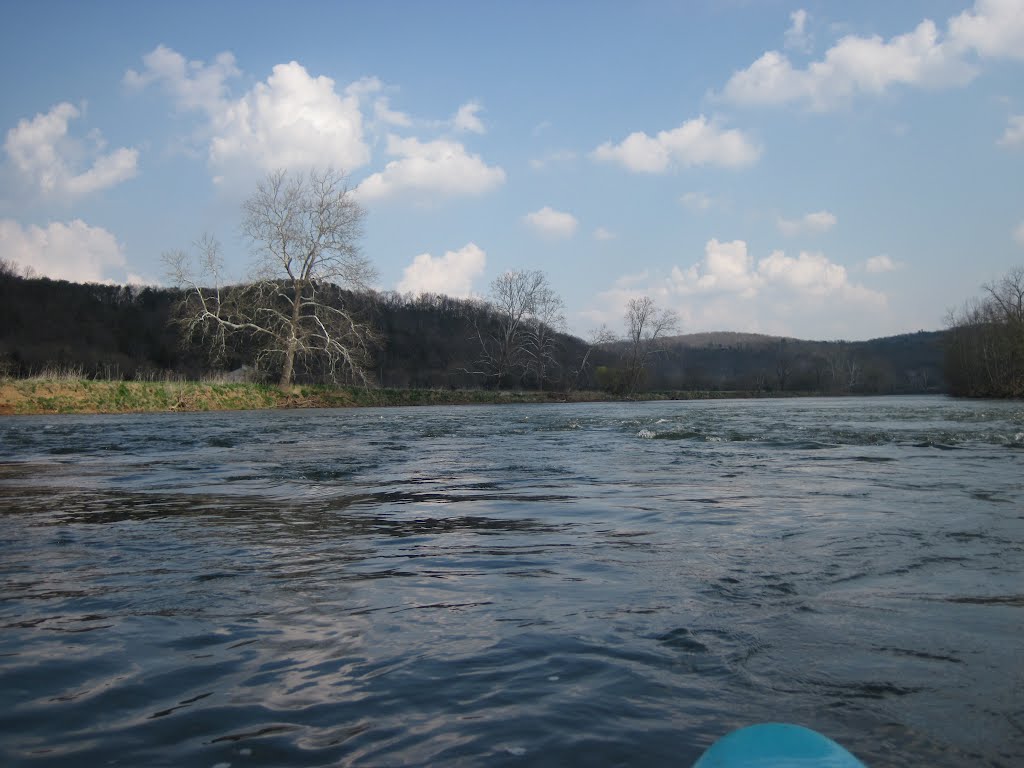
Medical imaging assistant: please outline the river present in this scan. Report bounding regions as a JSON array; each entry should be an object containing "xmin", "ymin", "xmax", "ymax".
[{"xmin": 1, "ymin": 396, "xmax": 1022, "ymax": 766}]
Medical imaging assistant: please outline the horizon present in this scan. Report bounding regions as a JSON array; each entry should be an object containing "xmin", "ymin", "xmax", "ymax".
[{"xmin": 1, "ymin": 1, "xmax": 1022, "ymax": 342}]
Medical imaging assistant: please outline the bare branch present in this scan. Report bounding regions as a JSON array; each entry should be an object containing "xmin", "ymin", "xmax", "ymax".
[{"xmin": 166, "ymin": 169, "xmax": 377, "ymax": 388}]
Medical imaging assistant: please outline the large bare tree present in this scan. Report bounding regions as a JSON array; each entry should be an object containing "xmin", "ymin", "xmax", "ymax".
[
  {"xmin": 165, "ymin": 168, "xmax": 377, "ymax": 388},
  {"xmin": 471, "ymin": 269, "xmax": 552, "ymax": 387},
  {"xmin": 621, "ymin": 296, "xmax": 679, "ymax": 396},
  {"xmin": 522, "ymin": 282, "xmax": 567, "ymax": 389}
]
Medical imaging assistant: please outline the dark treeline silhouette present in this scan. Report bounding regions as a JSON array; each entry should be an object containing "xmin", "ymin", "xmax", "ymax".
[
  {"xmin": 0, "ymin": 268, "xmax": 946, "ymax": 395},
  {"xmin": 944, "ymin": 267, "xmax": 1024, "ymax": 398},
  {"xmin": 597, "ymin": 331, "xmax": 945, "ymax": 395}
]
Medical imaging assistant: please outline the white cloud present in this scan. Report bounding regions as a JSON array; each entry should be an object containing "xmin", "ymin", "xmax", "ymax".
[
  {"xmin": 670, "ymin": 239, "xmax": 762, "ymax": 298},
  {"xmin": 865, "ymin": 254, "xmax": 899, "ymax": 273},
  {"xmin": 947, "ymin": 0, "xmax": 1024, "ymax": 60},
  {"xmin": 681, "ymin": 192, "xmax": 715, "ymax": 212},
  {"xmin": 998, "ymin": 115, "xmax": 1024, "ymax": 148},
  {"xmin": 4, "ymin": 102, "xmax": 138, "ymax": 198},
  {"xmin": 722, "ymin": 1, "xmax": 1024, "ymax": 112},
  {"xmin": 127, "ymin": 46, "xmax": 506, "ymax": 195},
  {"xmin": 125, "ymin": 45, "xmax": 240, "ymax": 111},
  {"xmin": 373, "ymin": 97, "xmax": 411, "ymax": 127},
  {"xmin": 758, "ymin": 250, "xmax": 863, "ymax": 297},
  {"xmin": 0, "ymin": 219, "xmax": 126, "ymax": 283},
  {"xmin": 722, "ymin": 20, "xmax": 973, "ymax": 110},
  {"xmin": 593, "ymin": 226, "xmax": 615, "ymax": 241},
  {"xmin": 453, "ymin": 101, "xmax": 486, "ymax": 134},
  {"xmin": 127, "ymin": 46, "xmax": 372, "ymax": 178},
  {"xmin": 210, "ymin": 62, "xmax": 372, "ymax": 174},
  {"xmin": 669, "ymin": 239, "xmax": 882, "ymax": 303},
  {"xmin": 1014, "ymin": 221, "xmax": 1024, "ymax": 247},
  {"xmin": 587, "ymin": 240, "xmax": 888, "ymax": 337},
  {"xmin": 777, "ymin": 210, "xmax": 837, "ymax": 236},
  {"xmin": 356, "ymin": 135, "xmax": 505, "ymax": 200},
  {"xmin": 396, "ymin": 242, "xmax": 486, "ymax": 298},
  {"xmin": 523, "ymin": 206, "xmax": 579, "ymax": 238},
  {"xmin": 592, "ymin": 115, "xmax": 760, "ymax": 173},
  {"xmin": 785, "ymin": 9, "xmax": 812, "ymax": 52}
]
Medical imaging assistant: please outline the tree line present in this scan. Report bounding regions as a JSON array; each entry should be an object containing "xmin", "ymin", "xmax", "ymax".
[{"xmin": 944, "ymin": 267, "xmax": 1024, "ymax": 397}]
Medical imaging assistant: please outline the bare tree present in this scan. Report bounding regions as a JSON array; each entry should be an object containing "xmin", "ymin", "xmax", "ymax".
[
  {"xmin": 471, "ymin": 269, "xmax": 550, "ymax": 387},
  {"xmin": 164, "ymin": 168, "xmax": 377, "ymax": 388},
  {"xmin": 523, "ymin": 282, "xmax": 566, "ymax": 389},
  {"xmin": 621, "ymin": 296, "xmax": 679, "ymax": 396},
  {"xmin": 945, "ymin": 266, "xmax": 1024, "ymax": 397},
  {"xmin": 568, "ymin": 325, "xmax": 616, "ymax": 392}
]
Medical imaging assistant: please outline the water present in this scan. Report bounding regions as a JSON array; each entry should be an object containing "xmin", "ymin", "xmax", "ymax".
[{"xmin": 1, "ymin": 396, "xmax": 1022, "ymax": 767}]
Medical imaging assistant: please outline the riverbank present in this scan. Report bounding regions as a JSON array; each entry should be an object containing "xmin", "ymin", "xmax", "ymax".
[{"xmin": 0, "ymin": 378, "xmax": 794, "ymax": 415}]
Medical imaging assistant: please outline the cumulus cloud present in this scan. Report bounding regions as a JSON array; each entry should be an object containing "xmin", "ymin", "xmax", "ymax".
[
  {"xmin": 723, "ymin": 19, "xmax": 976, "ymax": 110},
  {"xmin": 396, "ymin": 242, "xmax": 486, "ymax": 298},
  {"xmin": 670, "ymin": 239, "xmax": 761, "ymax": 298},
  {"xmin": 592, "ymin": 115, "xmax": 760, "ymax": 173},
  {"xmin": 126, "ymin": 46, "xmax": 507, "ymax": 196},
  {"xmin": 453, "ymin": 102, "xmax": 486, "ymax": 134},
  {"xmin": 356, "ymin": 135, "xmax": 505, "ymax": 200},
  {"xmin": 947, "ymin": 0, "xmax": 1024, "ymax": 60},
  {"xmin": 722, "ymin": 1, "xmax": 1024, "ymax": 112},
  {"xmin": 125, "ymin": 45, "xmax": 239, "ymax": 111},
  {"xmin": 668, "ymin": 239, "xmax": 883, "ymax": 304},
  {"xmin": 211, "ymin": 62, "xmax": 374, "ymax": 173},
  {"xmin": 785, "ymin": 9, "xmax": 812, "ymax": 52},
  {"xmin": 998, "ymin": 115, "xmax": 1024, "ymax": 148},
  {"xmin": 4, "ymin": 102, "xmax": 138, "ymax": 198},
  {"xmin": 373, "ymin": 97, "xmax": 412, "ymax": 127},
  {"xmin": 523, "ymin": 206, "xmax": 579, "ymax": 238},
  {"xmin": 865, "ymin": 254, "xmax": 899, "ymax": 272},
  {"xmin": 587, "ymin": 240, "xmax": 888, "ymax": 337},
  {"xmin": 126, "ymin": 46, "xmax": 373, "ymax": 178},
  {"xmin": 593, "ymin": 226, "xmax": 615, "ymax": 241},
  {"xmin": 0, "ymin": 219, "xmax": 126, "ymax": 283},
  {"xmin": 777, "ymin": 210, "xmax": 837, "ymax": 236}
]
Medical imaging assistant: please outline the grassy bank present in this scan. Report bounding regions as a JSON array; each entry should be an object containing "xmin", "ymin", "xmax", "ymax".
[{"xmin": 0, "ymin": 377, "xmax": 797, "ymax": 416}]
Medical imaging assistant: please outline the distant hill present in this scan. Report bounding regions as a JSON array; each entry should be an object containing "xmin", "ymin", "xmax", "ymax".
[{"xmin": 637, "ymin": 330, "xmax": 946, "ymax": 394}]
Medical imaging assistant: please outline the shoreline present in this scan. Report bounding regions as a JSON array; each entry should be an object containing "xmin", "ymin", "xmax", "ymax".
[{"xmin": 0, "ymin": 378, "xmax": 833, "ymax": 416}]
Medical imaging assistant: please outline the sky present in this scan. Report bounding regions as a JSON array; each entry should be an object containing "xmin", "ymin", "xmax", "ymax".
[{"xmin": 1, "ymin": 0, "xmax": 1022, "ymax": 341}]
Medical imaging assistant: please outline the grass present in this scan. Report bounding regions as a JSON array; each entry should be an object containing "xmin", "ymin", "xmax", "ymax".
[{"xmin": 0, "ymin": 372, "xmax": 797, "ymax": 416}]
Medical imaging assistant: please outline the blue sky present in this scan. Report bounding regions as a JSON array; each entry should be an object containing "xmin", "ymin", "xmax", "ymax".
[{"xmin": 1, "ymin": 0, "xmax": 1022, "ymax": 340}]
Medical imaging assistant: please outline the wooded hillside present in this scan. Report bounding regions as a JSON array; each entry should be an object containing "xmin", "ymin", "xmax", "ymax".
[{"xmin": 0, "ymin": 269, "xmax": 946, "ymax": 395}]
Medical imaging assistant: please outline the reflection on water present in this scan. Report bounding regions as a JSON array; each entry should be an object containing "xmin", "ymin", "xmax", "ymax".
[{"xmin": 0, "ymin": 396, "xmax": 1022, "ymax": 766}]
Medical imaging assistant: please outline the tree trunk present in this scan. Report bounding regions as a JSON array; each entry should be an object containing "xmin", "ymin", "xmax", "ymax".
[{"xmin": 279, "ymin": 338, "xmax": 296, "ymax": 389}]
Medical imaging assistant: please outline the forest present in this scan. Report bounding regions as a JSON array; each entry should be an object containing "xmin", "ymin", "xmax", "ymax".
[{"xmin": 0, "ymin": 263, "xmax": 947, "ymax": 396}]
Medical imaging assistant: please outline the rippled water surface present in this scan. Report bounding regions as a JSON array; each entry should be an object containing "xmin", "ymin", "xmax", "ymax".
[{"xmin": 1, "ymin": 396, "xmax": 1022, "ymax": 767}]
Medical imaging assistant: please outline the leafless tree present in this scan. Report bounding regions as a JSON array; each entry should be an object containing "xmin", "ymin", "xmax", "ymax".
[
  {"xmin": 568, "ymin": 325, "xmax": 616, "ymax": 392},
  {"xmin": 471, "ymin": 269, "xmax": 551, "ymax": 387},
  {"xmin": 945, "ymin": 266, "xmax": 1024, "ymax": 396},
  {"xmin": 621, "ymin": 296, "xmax": 679, "ymax": 396},
  {"xmin": 164, "ymin": 168, "xmax": 377, "ymax": 388},
  {"xmin": 523, "ymin": 283, "xmax": 567, "ymax": 389}
]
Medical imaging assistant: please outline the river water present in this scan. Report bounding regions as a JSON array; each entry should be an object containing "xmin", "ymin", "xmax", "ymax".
[{"xmin": 0, "ymin": 396, "xmax": 1022, "ymax": 767}]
